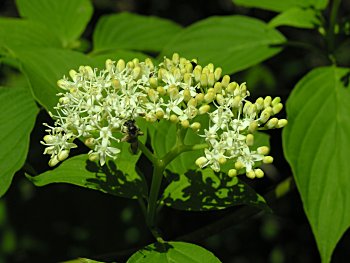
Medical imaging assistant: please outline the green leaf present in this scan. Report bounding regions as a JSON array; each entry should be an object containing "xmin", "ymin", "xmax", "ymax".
[
  {"xmin": 269, "ymin": 7, "xmax": 321, "ymax": 29},
  {"xmin": 13, "ymin": 48, "xmax": 96, "ymax": 112},
  {"xmin": 93, "ymin": 12, "xmax": 182, "ymax": 53},
  {"xmin": 0, "ymin": 18, "xmax": 61, "ymax": 54},
  {"xmin": 27, "ymin": 151, "xmax": 148, "ymax": 199},
  {"xmin": 90, "ymin": 50, "xmax": 150, "ymax": 66},
  {"xmin": 232, "ymin": 0, "xmax": 329, "ymax": 12},
  {"xmin": 0, "ymin": 87, "xmax": 38, "ymax": 197},
  {"xmin": 283, "ymin": 67, "xmax": 350, "ymax": 263},
  {"xmin": 161, "ymin": 168, "xmax": 268, "ymax": 211},
  {"xmin": 161, "ymin": 15, "xmax": 285, "ymax": 75},
  {"xmin": 127, "ymin": 241, "xmax": 222, "ymax": 263},
  {"xmin": 15, "ymin": 0, "xmax": 93, "ymax": 47}
]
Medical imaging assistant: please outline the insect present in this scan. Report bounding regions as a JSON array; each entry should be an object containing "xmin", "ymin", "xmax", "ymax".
[{"xmin": 121, "ymin": 119, "xmax": 144, "ymax": 154}]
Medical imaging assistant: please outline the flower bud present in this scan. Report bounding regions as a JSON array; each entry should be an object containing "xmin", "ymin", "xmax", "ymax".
[
  {"xmin": 265, "ymin": 117, "xmax": 278, "ymax": 129},
  {"xmin": 116, "ymin": 59, "xmax": 125, "ymax": 72},
  {"xmin": 69, "ymin": 69, "xmax": 78, "ymax": 81},
  {"xmin": 156, "ymin": 110, "xmax": 164, "ymax": 119},
  {"xmin": 157, "ymin": 86, "xmax": 166, "ymax": 96},
  {"xmin": 255, "ymin": 97, "xmax": 264, "ymax": 110},
  {"xmin": 183, "ymin": 89, "xmax": 192, "ymax": 102},
  {"xmin": 149, "ymin": 77, "xmax": 158, "ymax": 88},
  {"xmin": 187, "ymin": 98, "xmax": 197, "ymax": 107},
  {"xmin": 263, "ymin": 156, "xmax": 274, "ymax": 164},
  {"xmin": 195, "ymin": 156, "xmax": 208, "ymax": 167},
  {"xmin": 204, "ymin": 91, "xmax": 215, "ymax": 103},
  {"xmin": 184, "ymin": 73, "xmax": 192, "ymax": 86},
  {"xmin": 200, "ymin": 73, "xmax": 208, "ymax": 87},
  {"xmin": 190, "ymin": 122, "xmax": 201, "ymax": 131},
  {"xmin": 112, "ymin": 79, "xmax": 120, "ymax": 90},
  {"xmin": 49, "ymin": 156, "xmax": 60, "ymax": 167},
  {"xmin": 227, "ymin": 82, "xmax": 238, "ymax": 94},
  {"xmin": 276, "ymin": 119, "xmax": 288, "ymax": 128},
  {"xmin": 254, "ymin": 168, "xmax": 264, "ymax": 178},
  {"xmin": 199, "ymin": 104, "xmax": 210, "ymax": 114},
  {"xmin": 228, "ymin": 169, "xmax": 237, "ymax": 177},
  {"xmin": 272, "ymin": 103, "xmax": 283, "ymax": 115},
  {"xmin": 181, "ymin": 119, "xmax": 190, "ymax": 128},
  {"xmin": 248, "ymin": 121, "xmax": 259, "ymax": 133},
  {"xmin": 214, "ymin": 67, "xmax": 222, "ymax": 81},
  {"xmin": 85, "ymin": 138, "xmax": 95, "ymax": 147},
  {"xmin": 132, "ymin": 66, "xmax": 141, "ymax": 79},
  {"xmin": 172, "ymin": 53, "xmax": 180, "ymax": 64},
  {"xmin": 216, "ymin": 94, "xmax": 225, "ymax": 105},
  {"xmin": 271, "ymin": 97, "xmax": 281, "ymax": 106},
  {"xmin": 246, "ymin": 134, "xmax": 254, "ymax": 146},
  {"xmin": 221, "ymin": 75, "xmax": 230, "ymax": 88},
  {"xmin": 196, "ymin": 93, "xmax": 204, "ymax": 104},
  {"xmin": 259, "ymin": 109, "xmax": 271, "ymax": 123},
  {"xmin": 105, "ymin": 59, "xmax": 114, "ymax": 72},
  {"xmin": 88, "ymin": 152, "xmax": 100, "ymax": 162},
  {"xmin": 257, "ymin": 146, "xmax": 269, "ymax": 155},
  {"xmin": 145, "ymin": 58, "xmax": 154, "ymax": 70},
  {"xmin": 213, "ymin": 82, "xmax": 222, "ymax": 94},
  {"xmin": 58, "ymin": 150, "xmax": 69, "ymax": 161},
  {"xmin": 208, "ymin": 73, "xmax": 215, "ymax": 87},
  {"xmin": 170, "ymin": 114, "xmax": 178, "ymax": 123},
  {"xmin": 264, "ymin": 96, "xmax": 272, "ymax": 108},
  {"xmin": 246, "ymin": 170, "xmax": 256, "ymax": 179},
  {"xmin": 193, "ymin": 67, "xmax": 202, "ymax": 83},
  {"xmin": 235, "ymin": 161, "xmax": 244, "ymax": 170},
  {"xmin": 43, "ymin": 135, "xmax": 55, "ymax": 144}
]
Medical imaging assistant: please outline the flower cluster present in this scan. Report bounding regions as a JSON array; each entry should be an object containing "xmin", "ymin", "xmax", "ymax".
[{"xmin": 41, "ymin": 53, "xmax": 287, "ymax": 178}]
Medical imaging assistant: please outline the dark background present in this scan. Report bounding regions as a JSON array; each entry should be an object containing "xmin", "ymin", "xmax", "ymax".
[{"xmin": 1, "ymin": 0, "xmax": 350, "ymax": 262}]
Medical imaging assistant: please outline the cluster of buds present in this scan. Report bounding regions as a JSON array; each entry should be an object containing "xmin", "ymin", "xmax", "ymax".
[{"xmin": 41, "ymin": 53, "xmax": 287, "ymax": 178}]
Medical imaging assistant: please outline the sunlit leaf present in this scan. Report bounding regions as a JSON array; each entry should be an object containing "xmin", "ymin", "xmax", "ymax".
[
  {"xmin": 269, "ymin": 7, "xmax": 321, "ymax": 29},
  {"xmin": 232, "ymin": 0, "xmax": 329, "ymax": 12},
  {"xmin": 0, "ymin": 87, "xmax": 38, "ymax": 197},
  {"xmin": 283, "ymin": 66, "xmax": 350, "ymax": 263},
  {"xmin": 161, "ymin": 168, "xmax": 268, "ymax": 211},
  {"xmin": 93, "ymin": 12, "xmax": 182, "ymax": 53},
  {"xmin": 161, "ymin": 16, "xmax": 285, "ymax": 74},
  {"xmin": 0, "ymin": 18, "xmax": 61, "ymax": 55},
  {"xmin": 16, "ymin": 0, "xmax": 93, "ymax": 47},
  {"xmin": 13, "ymin": 48, "xmax": 96, "ymax": 112},
  {"xmin": 127, "ymin": 241, "xmax": 222, "ymax": 263}
]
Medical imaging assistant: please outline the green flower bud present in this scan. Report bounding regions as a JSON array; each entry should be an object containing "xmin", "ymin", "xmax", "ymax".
[
  {"xmin": 221, "ymin": 75, "xmax": 230, "ymax": 88},
  {"xmin": 257, "ymin": 146, "xmax": 269, "ymax": 155},
  {"xmin": 196, "ymin": 156, "xmax": 208, "ymax": 167},
  {"xmin": 49, "ymin": 156, "xmax": 60, "ymax": 167},
  {"xmin": 58, "ymin": 150, "xmax": 69, "ymax": 161},
  {"xmin": 272, "ymin": 103, "xmax": 283, "ymax": 115},
  {"xmin": 214, "ymin": 67, "xmax": 222, "ymax": 81},
  {"xmin": 246, "ymin": 170, "xmax": 256, "ymax": 179},
  {"xmin": 200, "ymin": 73, "xmax": 208, "ymax": 87},
  {"xmin": 199, "ymin": 104, "xmax": 210, "ymax": 114},
  {"xmin": 271, "ymin": 97, "xmax": 281, "ymax": 106},
  {"xmin": 228, "ymin": 169, "xmax": 237, "ymax": 177},
  {"xmin": 263, "ymin": 156, "xmax": 274, "ymax": 164},
  {"xmin": 117, "ymin": 59, "xmax": 126, "ymax": 72},
  {"xmin": 208, "ymin": 72, "xmax": 215, "ymax": 87},
  {"xmin": 149, "ymin": 77, "xmax": 158, "ymax": 88},
  {"xmin": 190, "ymin": 122, "xmax": 201, "ymax": 131},
  {"xmin": 265, "ymin": 117, "xmax": 278, "ymax": 129},
  {"xmin": 246, "ymin": 134, "xmax": 254, "ymax": 146},
  {"xmin": 264, "ymin": 96, "xmax": 272, "ymax": 108},
  {"xmin": 276, "ymin": 119, "xmax": 288, "ymax": 128},
  {"xmin": 255, "ymin": 168, "xmax": 264, "ymax": 178}
]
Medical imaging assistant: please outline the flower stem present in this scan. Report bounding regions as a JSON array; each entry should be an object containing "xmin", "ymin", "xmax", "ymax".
[{"xmin": 146, "ymin": 159, "xmax": 165, "ymax": 239}]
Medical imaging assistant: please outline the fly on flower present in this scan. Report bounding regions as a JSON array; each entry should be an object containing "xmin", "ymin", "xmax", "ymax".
[{"xmin": 121, "ymin": 119, "xmax": 144, "ymax": 154}]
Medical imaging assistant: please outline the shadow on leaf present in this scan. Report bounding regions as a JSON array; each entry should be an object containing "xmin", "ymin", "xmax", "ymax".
[
  {"xmin": 161, "ymin": 169, "xmax": 269, "ymax": 211},
  {"xmin": 85, "ymin": 160, "xmax": 146, "ymax": 199}
]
